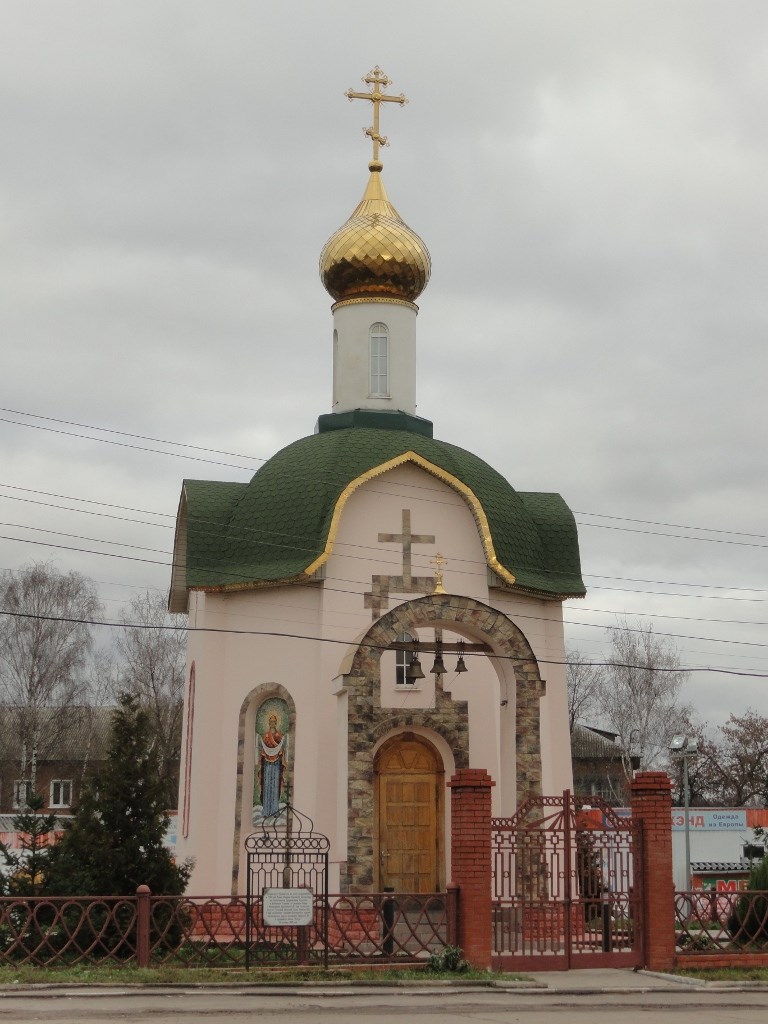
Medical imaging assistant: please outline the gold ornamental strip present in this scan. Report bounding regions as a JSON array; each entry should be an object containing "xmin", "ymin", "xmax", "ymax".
[
  {"xmin": 331, "ymin": 297, "xmax": 419, "ymax": 313},
  {"xmin": 303, "ymin": 451, "xmax": 517, "ymax": 586}
]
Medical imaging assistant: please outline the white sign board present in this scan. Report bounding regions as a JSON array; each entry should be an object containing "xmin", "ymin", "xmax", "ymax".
[
  {"xmin": 671, "ymin": 810, "xmax": 747, "ymax": 831},
  {"xmin": 262, "ymin": 887, "xmax": 314, "ymax": 927}
]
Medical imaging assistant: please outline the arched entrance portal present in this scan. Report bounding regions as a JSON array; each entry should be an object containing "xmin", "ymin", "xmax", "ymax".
[
  {"xmin": 374, "ymin": 734, "xmax": 444, "ymax": 892},
  {"xmin": 341, "ymin": 594, "xmax": 545, "ymax": 892}
]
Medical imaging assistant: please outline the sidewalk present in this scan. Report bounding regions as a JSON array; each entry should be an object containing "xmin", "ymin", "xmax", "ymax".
[
  {"xmin": 1, "ymin": 967, "xmax": 766, "ymax": 998},
  {"xmin": 519, "ymin": 968, "xmax": 693, "ymax": 992}
]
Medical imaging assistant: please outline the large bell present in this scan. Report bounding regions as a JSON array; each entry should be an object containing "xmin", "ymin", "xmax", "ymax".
[{"xmin": 406, "ymin": 653, "xmax": 425, "ymax": 682}]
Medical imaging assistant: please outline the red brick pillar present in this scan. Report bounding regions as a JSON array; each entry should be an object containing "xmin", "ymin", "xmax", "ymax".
[
  {"xmin": 448, "ymin": 768, "xmax": 495, "ymax": 971},
  {"xmin": 135, "ymin": 885, "xmax": 151, "ymax": 968},
  {"xmin": 629, "ymin": 771, "xmax": 675, "ymax": 972}
]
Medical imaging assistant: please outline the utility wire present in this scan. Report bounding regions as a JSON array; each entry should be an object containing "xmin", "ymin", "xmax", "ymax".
[
  {"xmin": 1, "ymin": 524, "xmax": 767, "ymax": 640},
  {"xmin": 2, "ymin": 409, "xmax": 765, "ymax": 543},
  {"xmin": 0, "ymin": 416, "xmax": 255, "ymax": 473},
  {"xmin": 0, "ymin": 553, "xmax": 766, "ymax": 651},
  {"xmin": 0, "ymin": 406, "xmax": 263, "ymax": 462},
  {"xmin": 0, "ymin": 607, "xmax": 766, "ymax": 678},
  {"xmin": 1, "ymin": 483, "xmax": 766, "ymax": 599}
]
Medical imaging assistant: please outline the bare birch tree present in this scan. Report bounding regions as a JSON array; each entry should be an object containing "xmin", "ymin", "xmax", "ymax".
[
  {"xmin": 112, "ymin": 590, "xmax": 186, "ymax": 809},
  {"xmin": 0, "ymin": 563, "xmax": 101, "ymax": 797},
  {"xmin": 594, "ymin": 616, "xmax": 691, "ymax": 781},
  {"xmin": 566, "ymin": 649, "xmax": 603, "ymax": 732}
]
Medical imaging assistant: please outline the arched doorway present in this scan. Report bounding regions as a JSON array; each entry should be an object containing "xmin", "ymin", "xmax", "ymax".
[
  {"xmin": 341, "ymin": 593, "xmax": 544, "ymax": 893},
  {"xmin": 374, "ymin": 733, "xmax": 444, "ymax": 892}
]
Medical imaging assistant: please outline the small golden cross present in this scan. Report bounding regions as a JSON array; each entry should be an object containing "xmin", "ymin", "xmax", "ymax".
[
  {"xmin": 430, "ymin": 551, "xmax": 447, "ymax": 595},
  {"xmin": 345, "ymin": 66, "xmax": 408, "ymax": 164}
]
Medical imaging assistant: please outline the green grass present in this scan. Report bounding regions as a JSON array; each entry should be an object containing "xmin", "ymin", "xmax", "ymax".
[
  {"xmin": 0, "ymin": 963, "xmax": 528, "ymax": 986},
  {"xmin": 675, "ymin": 967, "xmax": 768, "ymax": 982}
]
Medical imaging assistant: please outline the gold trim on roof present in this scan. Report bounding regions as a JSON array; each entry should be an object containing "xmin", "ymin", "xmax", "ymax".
[
  {"xmin": 303, "ymin": 451, "xmax": 517, "ymax": 586},
  {"xmin": 331, "ymin": 297, "xmax": 419, "ymax": 313}
]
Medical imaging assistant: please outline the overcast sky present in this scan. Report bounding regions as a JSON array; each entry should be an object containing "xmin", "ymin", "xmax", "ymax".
[{"xmin": 1, "ymin": 1, "xmax": 766, "ymax": 730}]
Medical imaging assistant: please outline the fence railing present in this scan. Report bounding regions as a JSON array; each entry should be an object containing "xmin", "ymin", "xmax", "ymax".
[
  {"xmin": 675, "ymin": 890, "xmax": 768, "ymax": 955},
  {"xmin": 0, "ymin": 889, "xmax": 456, "ymax": 969}
]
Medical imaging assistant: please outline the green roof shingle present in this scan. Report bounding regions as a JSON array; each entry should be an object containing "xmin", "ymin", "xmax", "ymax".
[{"xmin": 178, "ymin": 427, "xmax": 585, "ymax": 600}]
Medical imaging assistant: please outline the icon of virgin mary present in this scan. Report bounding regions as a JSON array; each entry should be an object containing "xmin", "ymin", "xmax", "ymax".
[{"xmin": 258, "ymin": 712, "xmax": 286, "ymax": 818}]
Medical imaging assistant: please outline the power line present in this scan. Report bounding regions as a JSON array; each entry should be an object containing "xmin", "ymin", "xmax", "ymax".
[
  {"xmin": 573, "ymin": 510, "xmax": 767, "ymax": 541},
  {"xmin": 585, "ymin": 581, "xmax": 765, "ymax": 598},
  {"xmin": 0, "ymin": 483, "xmax": 175, "ymax": 519},
  {"xmin": 0, "ymin": 521, "xmax": 169, "ymax": 556},
  {"xmin": 573, "ymin": 606, "xmax": 768, "ymax": 628},
  {"xmin": 584, "ymin": 584, "xmax": 765, "ymax": 602},
  {"xmin": 0, "ymin": 492, "xmax": 173, "ymax": 530},
  {"xmin": 2, "ymin": 525, "xmax": 768, "ymax": 646},
  {"xmin": 5, "ymin": 556, "xmax": 763, "ymax": 667},
  {"xmin": 0, "ymin": 415, "xmax": 256, "ymax": 473},
  {"xmin": 0, "ymin": 406, "xmax": 263, "ymax": 463},
  {"xmin": 2, "ymin": 408, "xmax": 765, "ymax": 544},
  {"xmin": 1, "ymin": 607, "xmax": 766, "ymax": 679},
  {"xmin": 0, "ymin": 536, "xmax": 766, "ymax": 653},
  {"xmin": 1, "ymin": 482, "xmax": 766, "ymax": 600},
  {"xmin": 576, "ymin": 520, "xmax": 768, "ymax": 549}
]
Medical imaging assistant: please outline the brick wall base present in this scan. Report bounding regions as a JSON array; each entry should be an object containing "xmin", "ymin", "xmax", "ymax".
[
  {"xmin": 327, "ymin": 907, "xmax": 381, "ymax": 949},
  {"xmin": 521, "ymin": 904, "xmax": 565, "ymax": 950}
]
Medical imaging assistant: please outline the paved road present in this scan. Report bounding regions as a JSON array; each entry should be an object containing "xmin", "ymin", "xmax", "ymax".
[{"xmin": 1, "ymin": 981, "xmax": 768, "ymax": 1024}]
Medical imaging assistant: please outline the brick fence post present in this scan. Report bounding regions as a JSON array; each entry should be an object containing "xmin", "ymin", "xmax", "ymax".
[
  {"xmin": 448, "ymin": 768, "xmax": 495, "ymax": 971},
  {"xmin": 629, "ymin": 771, "xmax": 675, "ymax": 972}
]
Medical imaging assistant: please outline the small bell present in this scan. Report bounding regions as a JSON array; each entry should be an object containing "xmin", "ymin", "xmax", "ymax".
[
  {"xmin": 455, "ymin": 641, "xmax": 468, "ymax": 673},
  {"xmin": 430, "ymin": 651, "xmax": 446, "ymax": 676}
]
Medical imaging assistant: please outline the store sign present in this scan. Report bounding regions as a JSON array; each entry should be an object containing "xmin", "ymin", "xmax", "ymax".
[
  {"xmin": 698, "ymin": 878, "xmax": 749, "ymax": 892},
  {"xmin": 671, "ymin": 810, "xmax": 746, "ymax": 831}
]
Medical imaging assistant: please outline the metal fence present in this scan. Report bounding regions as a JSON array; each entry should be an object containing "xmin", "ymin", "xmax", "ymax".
[
  {"xmin": 0, "ymin": 889, "xmax": 455, "ymax": 969},
  {"xmin": 675, "ymin": 890, "xmax": 768, "ymax": 955}
]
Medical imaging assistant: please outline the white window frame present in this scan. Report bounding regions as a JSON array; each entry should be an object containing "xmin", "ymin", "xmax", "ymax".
[
  {"xmin": 13, "ymin": 780, "xmax": 32, "ymax": 808},
  {"xmin": 369, "ymin": 323, "xmax": 389, "ymax": 397},
  {"xmin": 395, "ymin": 632, "xmax": 415, "ymax": 687},
  {"xmin": 50, "ymin": 779, "xmax": 73, "ymax": 808}
]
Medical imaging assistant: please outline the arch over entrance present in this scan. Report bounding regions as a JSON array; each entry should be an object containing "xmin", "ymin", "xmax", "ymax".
[
  {"xmin": 341, "ymin": 594, "xmax": 545, "ymax": 892},
  {"xmin": 374, "ymin": 733, "xmax": 444, "ymax": 892}
]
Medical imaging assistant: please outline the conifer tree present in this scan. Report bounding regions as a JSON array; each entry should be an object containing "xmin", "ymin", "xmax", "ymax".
[
  {"xmin": 46, "ymin": 693, "xmax": 190, "ymax": 896},
  {"xmin": 0, "ymin": 795, "xmax": 57, "ymax": 896}
]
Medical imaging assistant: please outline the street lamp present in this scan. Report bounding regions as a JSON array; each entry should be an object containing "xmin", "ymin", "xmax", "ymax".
[{"xmin": 670, "ymin": 734, "xmax": 699, "ymax": 892}]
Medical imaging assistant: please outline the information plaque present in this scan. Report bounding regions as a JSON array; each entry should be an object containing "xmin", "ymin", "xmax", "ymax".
[{"xmin": 262, "ymin": 887, "xmax": 314, "ymax": 926}]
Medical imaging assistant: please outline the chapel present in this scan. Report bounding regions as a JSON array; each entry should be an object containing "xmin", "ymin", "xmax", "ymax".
[{"xmin": 169, "ymin": 68, "xmax": 585, "ymax": 896}]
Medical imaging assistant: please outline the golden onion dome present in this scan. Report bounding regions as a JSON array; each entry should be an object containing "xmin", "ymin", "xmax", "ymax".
[{"xmin": 320, "ymin": 162, "xmax": 431, "ymax": 305}]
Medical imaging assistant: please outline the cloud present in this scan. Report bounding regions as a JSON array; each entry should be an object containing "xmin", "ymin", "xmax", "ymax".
[{"xmin": 1, "ymin": 1, "xmax": 766, "ymax": 724}]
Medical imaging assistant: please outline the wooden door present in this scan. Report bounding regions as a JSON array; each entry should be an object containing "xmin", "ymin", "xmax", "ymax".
[{"xmin": 375, "ymin": 735, "xmax": 443, "ymax": 892}]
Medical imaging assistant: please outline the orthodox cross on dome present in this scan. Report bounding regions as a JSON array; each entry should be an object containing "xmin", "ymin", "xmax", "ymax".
[
  {"xmin": 364, "ymin": 509, "xmax": 435, "ymax": 620},
  {"xmin": 345, "ymin": 66, "xmax": 408, "ymax": 165}
]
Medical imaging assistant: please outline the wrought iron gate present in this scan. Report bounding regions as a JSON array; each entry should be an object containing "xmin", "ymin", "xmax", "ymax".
[
  {"xmin": 245, "ymin": 805, "xmax": 329, "ymax": 967},
  {"xmin": 491, "ymin": 791, "xmax": 643, "ymax": 970}
]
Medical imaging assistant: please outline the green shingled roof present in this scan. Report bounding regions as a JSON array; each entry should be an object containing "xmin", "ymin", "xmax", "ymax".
[{"xmin": 177, "ymin": 427, "xmax": 585, "ymax": 601}]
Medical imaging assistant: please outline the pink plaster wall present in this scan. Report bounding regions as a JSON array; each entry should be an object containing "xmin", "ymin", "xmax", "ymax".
[{"xmin": 177, "ymin": 462, "xmax": 573, "ymax": 894}]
